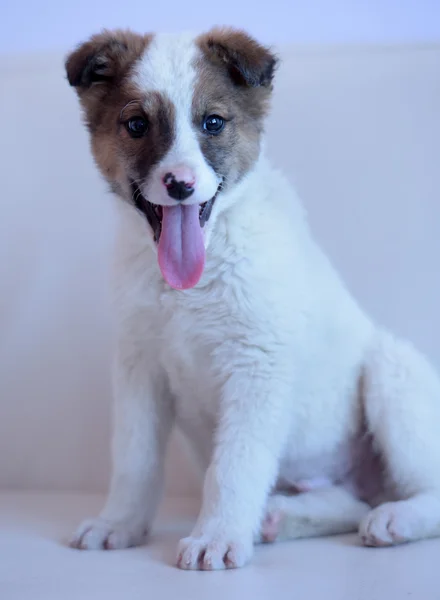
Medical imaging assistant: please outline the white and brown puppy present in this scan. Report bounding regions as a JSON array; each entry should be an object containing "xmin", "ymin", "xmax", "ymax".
[{"xmin": 66, "ymin": 28, "xmax": 440, "ymax": 570}]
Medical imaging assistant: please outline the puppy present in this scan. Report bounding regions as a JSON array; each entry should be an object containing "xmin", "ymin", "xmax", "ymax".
[{"xmin": 66, "ymin": 28, "xmax": 440, "ymax": 570}]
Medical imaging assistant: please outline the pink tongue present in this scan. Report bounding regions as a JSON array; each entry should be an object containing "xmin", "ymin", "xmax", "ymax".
[{"xmin": 158, "ymin": 204, "xmax": 205, "ymax": 290}]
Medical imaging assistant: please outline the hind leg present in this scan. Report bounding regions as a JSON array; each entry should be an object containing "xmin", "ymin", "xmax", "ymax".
[
  {"xmin": 359, "ymin": 495, "xmax": 440, "ymax": 546},
  {"xmin": 258, "ymin": 486, "xmax": 369, "ymax": 543},
  {"xmin": 360, "ymin": 331, "xmax": 440, "ymax": 546}
]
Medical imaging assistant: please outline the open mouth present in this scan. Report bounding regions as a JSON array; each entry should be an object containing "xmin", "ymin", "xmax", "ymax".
[{"xmin": 130, "ymin": 179, "xmax": 223, "ymax": 243}]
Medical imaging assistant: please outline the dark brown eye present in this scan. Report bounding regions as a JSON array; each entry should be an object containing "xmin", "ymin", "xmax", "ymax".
[
  {"xmin": 126, "ymin": 116, "xmax": 148, "ymax": 138},
  {"xmin": 203, "ymin": 115, "xmax": 225, "ymax": 135}
]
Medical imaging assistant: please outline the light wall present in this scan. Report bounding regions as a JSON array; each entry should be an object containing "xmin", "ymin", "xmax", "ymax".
[
  {"xmin": 1, "ymin": 0, "xmax": 440, "ymax": 54},
  {"xmin": 1, "ymin": 43, "xmax": 439, "ymax": 494}
]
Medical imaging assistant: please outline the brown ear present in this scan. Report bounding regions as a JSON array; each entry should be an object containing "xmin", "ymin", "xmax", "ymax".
[
  {"xmin": 199, "ymin": 28, "xmax": 278, "ymax": 88},
  {"xmin": 65, "ymin": 29, "xmax": 150, "ymax": 89}
]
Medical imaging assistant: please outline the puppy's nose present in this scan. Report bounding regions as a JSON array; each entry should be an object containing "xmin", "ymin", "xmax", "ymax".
[{"xmin": 163, "ymin": 169, "xmax": 195, "ymax": 201}]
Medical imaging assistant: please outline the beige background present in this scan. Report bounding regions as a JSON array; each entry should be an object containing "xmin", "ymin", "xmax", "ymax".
[{"xmin": 0, "ymin": 44, "xmax": 439, "ymax": 496}]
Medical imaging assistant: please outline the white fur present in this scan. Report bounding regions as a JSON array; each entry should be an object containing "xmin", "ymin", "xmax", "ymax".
[
  {"xmin": 71, "ymin": 34, "xmax": 440, "ymax": 570},
  {"xmin": 134, "ymin": 34, "xmax": 221, "ymax": 209}
]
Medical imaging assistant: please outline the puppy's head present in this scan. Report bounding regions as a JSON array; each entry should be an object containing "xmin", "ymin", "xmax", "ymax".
[{"xmin": 66, "ymin": 28, "xmax": 277, "ymax": 290}]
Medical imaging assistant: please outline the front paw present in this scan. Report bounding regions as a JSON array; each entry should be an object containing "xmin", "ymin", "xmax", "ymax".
[
  {"xmin": 69, "ymin": 516, "xmax": 148, "ymax": 550},
  {"xmin": 176, "ymin": 533, "xmax": 253, "ymax": 571}
]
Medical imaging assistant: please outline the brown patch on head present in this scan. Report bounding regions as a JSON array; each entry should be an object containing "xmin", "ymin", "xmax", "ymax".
[
  {"xmin": 194, "ymin": 28, "xmax": 277, "ymax": 185},
  {"xmin": 198, "ymin": 27, "xmax": 277, "ymax": 88},
  {"xmin": 65, "ymin": 29, "xmax": 175, "ymax": 193},
  {"xmin": 66, "ymin": 29, "xmax": 150, "ymax": 88}
]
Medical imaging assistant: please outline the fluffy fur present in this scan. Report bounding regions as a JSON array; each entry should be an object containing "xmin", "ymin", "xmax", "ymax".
[{"xmin": 66, "ymin": 28, "xmax": 440, "ymax": 570}]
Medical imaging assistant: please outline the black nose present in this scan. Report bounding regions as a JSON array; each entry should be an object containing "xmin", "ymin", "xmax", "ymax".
[{"xmin": 164, "ymin": 174, "xmax": 194, "ymax": 201}]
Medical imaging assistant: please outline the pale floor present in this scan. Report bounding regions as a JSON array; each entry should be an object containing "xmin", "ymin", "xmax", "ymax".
[{"xmin": 1, "ymin": 492, "xmax": 439, "ymax": 600}]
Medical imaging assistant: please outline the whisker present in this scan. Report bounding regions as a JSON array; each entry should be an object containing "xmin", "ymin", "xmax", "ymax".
[{"xmin": 120, "ymin": 100, "xmax": 143, "ymax": 120}]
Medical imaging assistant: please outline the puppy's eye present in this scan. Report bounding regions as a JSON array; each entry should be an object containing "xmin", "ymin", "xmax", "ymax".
[
  {"xmin": 203, "ymin": 115, "xmax": 225, "ymax": 135},
  {"xmin": 125, "ymin": 116, "xmax": 148, "ymax": 138}
]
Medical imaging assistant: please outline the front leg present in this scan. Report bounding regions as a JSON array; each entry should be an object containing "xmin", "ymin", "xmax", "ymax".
[
  {"xmin": 71, "ymin": 342, "xmax": 173, "ymax": 550},
  {"xmin": 177, "ymin": 366, "xmax": 291, "ymax": 570}
]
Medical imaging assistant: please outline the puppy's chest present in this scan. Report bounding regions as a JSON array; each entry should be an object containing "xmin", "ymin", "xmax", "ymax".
[{"xmin": 154, "ymin": 290, "xmax": 235, "ymax": 398}]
